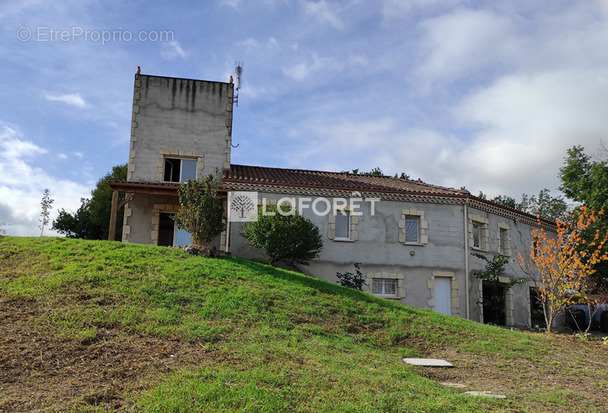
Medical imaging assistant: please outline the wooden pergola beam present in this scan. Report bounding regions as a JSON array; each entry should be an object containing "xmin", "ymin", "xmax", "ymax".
[
  {"xmin": 106, "ymin": 180, "xmax": 228, "ymax": 242},
  {"xmin": 108, "ymin": 190, "xmax": 134, "ymax": 241}
]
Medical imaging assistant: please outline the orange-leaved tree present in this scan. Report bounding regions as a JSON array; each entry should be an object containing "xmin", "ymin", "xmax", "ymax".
[{"xmin": 517, "ymin": 207, "xmax": 608, "ymax": 332}]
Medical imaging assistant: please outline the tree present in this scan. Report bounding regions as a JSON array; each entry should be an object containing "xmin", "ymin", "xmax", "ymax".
[
  {"xmin": 52, "ymin": 164, "xmax": 127, "ymax": 239},
  {"xmin": 528, "ymin": 189, "xmax": 569, "ymax": 221},
  {"xmin": 559, "ymin": 145, "xmax": 608, "ymax": 213},
  {"xmin": 39, "ymin": 188, "xmax": 54, "ymax": 236},
  {"xmin": 491, "ymin": 194, "xmax": 516, "ymax": 209},
  {"xmin": 174, "ymin": 174, "xmax": 226, "ymax": 255},
  {"xmin": 491, "ymin": 189, "xmax": 568, "ymax": 221},
  {"xmin": 243, "ymin": 204, "xmax": 323, "ymax": 265},
  {"xmin": 517, "ymin": 207, "xmax": 608, "ymax": 332},
  {"xmin": 472, "ymin": 253, "xmax": 523, "ymax": 325},
  {"xmin": 559, "ymin": 145, "xmax": 608, "ymax": 289},
  {"xmin": 53, "ymin": 198, "xmax": 101, "ymax": 239}
]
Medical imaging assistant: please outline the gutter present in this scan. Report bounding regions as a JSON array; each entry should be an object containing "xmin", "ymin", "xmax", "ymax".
[
  {"xmin": 463, "ymin": 199, "xmax": 470, "ymax": 320},
  {"xmin": 225, "ymin": 194, "xmax": 231, "ymax": 253}
]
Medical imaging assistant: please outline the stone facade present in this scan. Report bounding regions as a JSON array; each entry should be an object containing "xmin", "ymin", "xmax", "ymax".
[
  {"xmin": 225, "ymin": 190, "xmax": 546, "ymax": 327},
  {"xmin": 116, "ymin": 73, "xmax": 555, "ymax": 328},
  {"xmin": 122, "ymin": 74, "xmax": 233, "ymax": 244}
]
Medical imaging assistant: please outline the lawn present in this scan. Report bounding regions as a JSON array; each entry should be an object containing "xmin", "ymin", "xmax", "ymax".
[{"xmin": 1, "ymin": 236, "xmax": 607, "ymax": 412}]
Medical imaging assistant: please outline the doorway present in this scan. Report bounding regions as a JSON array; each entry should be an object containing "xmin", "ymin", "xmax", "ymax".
[
  {"xmin": 158, "ymin": 213, "xmax": 191, "ymax": 247},
  {"xmin": 482, "ymin": 281, "xmax": 506, "ymax": 326},
  {"xmin": 435, "ymin": 277, "xmax": 452, "ymax": 315}
]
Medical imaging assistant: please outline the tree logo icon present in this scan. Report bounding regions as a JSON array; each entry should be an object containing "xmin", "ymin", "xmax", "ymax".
[{"xmin": 229, "ymin": 192, "xmax": 258, "ymax": 222}]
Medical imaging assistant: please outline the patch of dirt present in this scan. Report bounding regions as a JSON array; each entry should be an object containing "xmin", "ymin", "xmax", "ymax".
[
  {"xmin": 421, "ymin": 334, "xmax": 608, "ymax": 412},
  {"xmin": 0, "ymin": 299, "xmax": 225, "ymax": 412},
  {"xmin": 2, "ymin": 295, "xmax": 608, "ymax": 412}
]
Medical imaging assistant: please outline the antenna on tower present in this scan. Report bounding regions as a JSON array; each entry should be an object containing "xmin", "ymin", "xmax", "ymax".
[{"xmin": 234, "ymin": 61, "xmax": 243, "ymax": 107}]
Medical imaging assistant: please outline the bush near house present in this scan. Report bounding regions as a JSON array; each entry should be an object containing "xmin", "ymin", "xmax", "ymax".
[
  {"xmin": 243, "ymin": 204, "xmax": 323, "ymax": 265},
  {"xmin": 336, "ymin": 262, "xmax": 366, "ymax": 290},
  {"xmin": 174, "ymin": 174, "xmax": 226, "ymax": 256}
]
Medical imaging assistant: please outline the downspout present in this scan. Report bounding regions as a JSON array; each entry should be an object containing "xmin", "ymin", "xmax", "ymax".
[
  {"xmin": 463, "ymin": 198, "xmax": 470, "ymax": 320},
  {"xmin": 225, "ymin": 194, "xmax": 231, "ymax": 253}
]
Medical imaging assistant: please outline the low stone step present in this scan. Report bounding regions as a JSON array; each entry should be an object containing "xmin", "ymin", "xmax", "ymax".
[{"xmin": 403, "ymin": 358, "xmax": 454, "ymax": 367}]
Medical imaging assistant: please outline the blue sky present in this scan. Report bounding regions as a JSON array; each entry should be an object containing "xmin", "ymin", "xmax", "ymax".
[{"xmin": 2, "ymin": 0, "xmax": 608, "ymax": 236}]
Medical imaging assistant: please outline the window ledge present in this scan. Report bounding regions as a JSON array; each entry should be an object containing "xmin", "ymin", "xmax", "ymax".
[
  {"xmin": 471, "ymin": 247, "xmax": 488, "ymax": 252},
  {"xmin": 403, "ymin": 242, "xmax": 424, "ymax": 246},
  {"xmin": 333, "ymin": 238, "xmax": 354, "ymax": 242}
]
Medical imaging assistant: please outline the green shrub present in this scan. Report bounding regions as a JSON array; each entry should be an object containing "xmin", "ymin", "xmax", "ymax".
[
  {"xmin": 174, "ymin": 175, "xmax": 226, "ymax": 255},
  {"xmin": 243, "ymin": 204, "xmax": 323, "ymax": 265},
  {"xmin": 336, "ymin": 263, "xmax": 366, "ymax": 290}
]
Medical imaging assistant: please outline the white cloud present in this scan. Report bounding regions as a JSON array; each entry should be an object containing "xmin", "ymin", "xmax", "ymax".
[
  {"xmin": 301, "ymin": 0, "xmax": 345, "ymax": 31},
  {"xmin": 415, "ymin": 9, "xmax": 518, "ymax": 89},
  {"xmin": 44, "ymin": 93, "xmax": 89, "ymax": 108},
  {"xmin": 0, "ymin": 123, "xmax": 90, "ymax": 236},
  {"xmin": 441, "ymin": 70, "xmax": 608, "ymax": 197},
  {"xmin": 161, "ymin": 41, "xmax": 188, "ymax": 59},
  {"xmin": 381, "ymin": 0, "xmax": 466, "ymax": 20},
  {"xmin": 219, "ymin": 0, "xmax": 241, "ymax": 9},
  {"xmin": 238, "ymin": 38, "xmax": 259, "ymax": 49},
  {"xmin": 0, "ymin": 125, "xmax": 46, "ymax": 161},
  {"xmin": 283, "ymin": 53, "xmax": 340, "ymax": 81},
  {"xmin": 349, "ymin": 54, "xmax": 368, "ymax": 66},
  {"xmin": 279, "ymin": 116, "xmax": 434, "ymax": 174}
]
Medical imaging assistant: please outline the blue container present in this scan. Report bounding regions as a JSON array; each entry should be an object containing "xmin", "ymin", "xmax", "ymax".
[
  {"xmin": 593, "ymin": 304, "xmax": 608, "ymax": 325},
  {"xmin": 572, "ymin": 304, "xmax": 591, "ymax": 327}
]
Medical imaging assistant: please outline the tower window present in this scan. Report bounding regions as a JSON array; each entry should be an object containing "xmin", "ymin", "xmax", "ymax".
[{"xmin": 163, "ymin": 158, "xmax": 197, "ymax": 182}]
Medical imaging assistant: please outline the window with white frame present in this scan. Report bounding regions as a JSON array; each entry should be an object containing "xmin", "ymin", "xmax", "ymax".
[
  {"xmin": 163, "ymin": 158, "xmax": 197, "ymax": 183},
  {"xmin": 334, "ymin": 212, "xmax": 350, "ymax": 240},
  {"xmin": 399, "ymin": 208, "xmax": 428, "ymax": 245},
  {"xmin": 372, "ymin": 278, "xmax": 397, "ymax": 297}
]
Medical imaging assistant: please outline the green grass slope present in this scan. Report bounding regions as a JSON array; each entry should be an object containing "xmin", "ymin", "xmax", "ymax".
[{"xmin": 1, "ymin": 236, "xmax": 606, "ymax": 412}]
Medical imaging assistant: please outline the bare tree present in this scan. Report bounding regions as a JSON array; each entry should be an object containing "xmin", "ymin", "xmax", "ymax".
[{"xmin": 39, "ymin": 188, "xmax": 54, "ymax": 236}]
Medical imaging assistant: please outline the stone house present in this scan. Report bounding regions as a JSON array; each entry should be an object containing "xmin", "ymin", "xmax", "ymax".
[{"xmin": 110, "ymin": 73, "xmax": 555, "ymax": 328}]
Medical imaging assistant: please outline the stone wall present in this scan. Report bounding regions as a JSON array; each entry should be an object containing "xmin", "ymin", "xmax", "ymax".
[
  {"xmin": 228, "ymin": 192, "xmax": 539, "ymax": 327},
  {"xmin": 123, "ymin": 74, "xmax": 233, "ymax": 244}
]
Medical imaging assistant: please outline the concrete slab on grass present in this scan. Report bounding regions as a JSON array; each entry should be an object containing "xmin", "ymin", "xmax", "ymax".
[
  {"xmin": 464, "ymin": 391, "xmax": 507, "ymax": 399},
  {"xmin": 403, "ymin": 358, "xmax": 454, "ymax": 367}
]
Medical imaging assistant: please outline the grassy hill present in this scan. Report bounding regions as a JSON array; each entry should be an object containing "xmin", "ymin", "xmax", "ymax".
[{"xmin": 1, "ymin": 236, "xmax": 607, "ymax": 412}]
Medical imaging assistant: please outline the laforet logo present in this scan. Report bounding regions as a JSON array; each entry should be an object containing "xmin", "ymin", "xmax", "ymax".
[{"xmin": 228, "ymin": 192, "xmax": 258, "ymax": 222}]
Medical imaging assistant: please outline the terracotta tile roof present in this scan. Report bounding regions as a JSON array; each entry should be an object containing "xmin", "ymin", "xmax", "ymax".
[{"xmin": 223, "ymin": 164, "xmax": 467, "ymax": 197}]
